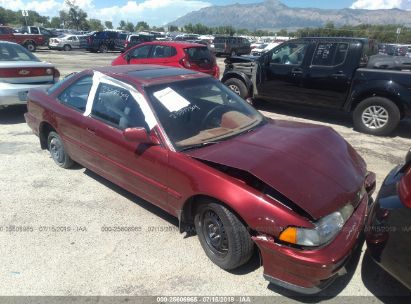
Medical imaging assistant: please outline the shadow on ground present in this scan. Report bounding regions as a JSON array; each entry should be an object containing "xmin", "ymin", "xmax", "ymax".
[
  {"xmin": 0, "ymin": 105, "xmax": 27, "ymax": 124},
  {"xmin": 257, "ymin": 102, "xmax": 411, "ymax": 140}
]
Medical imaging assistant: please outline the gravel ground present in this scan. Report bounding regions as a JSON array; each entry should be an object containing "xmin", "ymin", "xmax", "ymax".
[{"xmin": 0, "ymin": 49, "xmax": 410, "ymax": 301}]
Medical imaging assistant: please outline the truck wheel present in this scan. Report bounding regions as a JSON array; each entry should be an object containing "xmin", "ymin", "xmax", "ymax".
[
  {"xmin": 194, "ymin": 201, "xmax": 254, "ymax": 270},
  {"xmin": 224, "ymin": 78, "xmax": 248, "ymax": 100},
  {"xmin": 353, "ymin": 97, "xmax": 400, "ymax": 136},
  {"xmin": 25, "ymin": 41, "xmax": 36, "ymax": 52},
  {"xmin": 99, "ymin": 44, "xmax": 108, "ymax": 53},
  {"xmin": 63, "ymin": 44, "xmax": 72, "ymax": 51}
]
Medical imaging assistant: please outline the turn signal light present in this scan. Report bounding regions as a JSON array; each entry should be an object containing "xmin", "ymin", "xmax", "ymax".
[{"xmin": 279, "ymin": 227, "xmax": 297, "ymax": 244}]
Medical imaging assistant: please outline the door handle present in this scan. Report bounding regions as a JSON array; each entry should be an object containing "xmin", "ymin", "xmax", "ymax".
[
  {"xmin": 86, "ymin": 128, "xmax": 96, "ymax": 135},
  {"xmin": 291, "ymin": 68, "xmax": 303, "ymax": 75},
  {"xmin": 331, "ymin": 72, "xmax": 347, "ymax": 78}
]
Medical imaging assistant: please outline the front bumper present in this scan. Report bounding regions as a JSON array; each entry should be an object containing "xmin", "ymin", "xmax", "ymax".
[
  {"xmin": 0, "ymin": 83, "xmax": 52, "ymax": 106},
  {"xmin": 253, "ymin": 194, "xmax": 368, "ymax": 294}
]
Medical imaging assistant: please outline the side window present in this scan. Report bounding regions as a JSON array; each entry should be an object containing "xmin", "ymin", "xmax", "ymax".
[
  {"xmin": 31, "ymin": 27, "xmax": 39, "ymax": 34},
  {"xmin": 271, "ymin": 43, "xmax": 308, "ymax": 65},
  {"xmin": 91, "ymin": 83, "xmax": 147, "ymax": 130},
  {"xmin": 0, "ymin": 27, "xmax": 8, "ymax": 34},
  {"xmin": 130, "ymin": 45, "xmax": 152, "ymax": 59},
  {"xmin": 57, "ymin": 76, "xmax": 93, "ymax": 112},
  {"xmin": 151, "ymin": 45, "xmax": 176, "ymax": 58},
  {"xmin": 312, "ymin": 43, "xmax": 348, "ymax": 66}
]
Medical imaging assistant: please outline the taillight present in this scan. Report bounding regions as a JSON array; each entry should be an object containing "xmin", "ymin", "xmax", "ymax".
[
  {"xmin": 399, "ymin": 167, "xmax": 411, "ymax": 208},
  {"xmin": 53, "ymin": 68, "xmax": 60, "ymax": 82}
]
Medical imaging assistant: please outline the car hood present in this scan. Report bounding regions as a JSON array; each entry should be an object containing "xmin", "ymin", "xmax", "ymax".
[{"xmin": 185, "ymin": 120, "xmax": 367, "ymax": 219}]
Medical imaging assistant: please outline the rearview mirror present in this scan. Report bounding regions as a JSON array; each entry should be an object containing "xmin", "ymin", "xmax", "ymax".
[{"xmin": 123, "ymin": 127, "xmax": 159, "ymax": 145}]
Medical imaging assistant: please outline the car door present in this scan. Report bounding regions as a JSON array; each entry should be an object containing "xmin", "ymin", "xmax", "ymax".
[
  {"xmin": 147, "ymin": 45, "xmax": 177, "ymax": 66},
  {"xmin": 81, "ymin": 77, "xmax": 170, "ymax": 211},
  {"xmin": 128, "ymin": 44, "xmax": 153, "ymax": 64},
  {"xmin": 302, "ymin": 42, "xmax": 352, "ymax": 108},
  {"xmin": 257, "ymin": 41, "xmax": 311, "ymax": 104},
  {"xmin": 71, "ymin": 36, "xmax": 80, "ymax": 49},
  {"xmin": 54, "ymin": 74, "xmax": 94, "ymax": 162}
]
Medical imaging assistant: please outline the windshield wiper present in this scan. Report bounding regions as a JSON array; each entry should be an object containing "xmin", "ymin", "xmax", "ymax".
[{"xmin": 179, "ymin": 141, "xmax": 220, "ymax": 152}]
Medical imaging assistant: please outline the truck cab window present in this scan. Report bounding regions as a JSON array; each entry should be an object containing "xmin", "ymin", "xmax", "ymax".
[{"xmin": 271, "ymin": 43, "xmax": 308, "ymax": 65}]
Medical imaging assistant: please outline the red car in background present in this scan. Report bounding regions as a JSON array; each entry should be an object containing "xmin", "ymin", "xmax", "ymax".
[
  {"xmin": 25, "ymin": 65, "xmax": 375, "ymax": 294},
  {"xmin": 112, "ymin": 41, "xmax": 219, "ymax": 79}
]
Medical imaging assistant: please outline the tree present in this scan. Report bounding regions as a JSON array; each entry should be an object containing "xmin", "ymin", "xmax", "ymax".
[
  {"xmin": 135, "ymin": 21, "xmax": 149, "ymax": 32},
  {"xmin": 168, "ymin": 25, "xmax": 179, "ymax": 32},
  {"xmin": 65, "ymin": 0, "xmax": 88, "ymax": 30},
  {"xmin": 104, "ymin": 20, "xmax": 113, "ymax": 29},
  {"xmin": 118, "ymin": 20, "xmax": 126, "ymax": 30},
  {"xmin": 125, "ymin": 21, "xmax": 134, "ymax": 32},
  {"xmin": 89, "ymin": 18, "xmax": 104, "ymax": 31},
  {"xmin": 50, "ymin": 17, "xmax": 62, "ymax": 28}
]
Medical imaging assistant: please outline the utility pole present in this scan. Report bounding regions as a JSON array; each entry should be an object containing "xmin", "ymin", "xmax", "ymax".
[
  {"xmin": 396, "ymin": 27, "xmax": 402, "ymax": 43},
  {"xmin": 22, "ymin": 10, "xmax": 28, "ymax": 26}
]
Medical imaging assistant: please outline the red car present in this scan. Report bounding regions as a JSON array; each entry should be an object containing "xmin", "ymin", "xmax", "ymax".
[
  {"xmin": 24, "ymin": 65, "xmax": 375, "ymax": 294},
  {"xmin": 111, "ymin": 41, "xmax": 219, "ymax": 79}
]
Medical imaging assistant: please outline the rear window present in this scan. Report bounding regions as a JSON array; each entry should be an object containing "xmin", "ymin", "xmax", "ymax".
[
  {"xmin": 184, "ymin": 47, "xmax": 213, "ymax": 62},
  {"xmin": 214, "ymin": 37, "xmax": 228, "ymax": 43},
  {"xmin": 0, "ymin": 43, "xmax": 39, "ymax": 62},
  {"xmin": 118, "ymin": 33, "xmax": 128, "ymax": 40}
]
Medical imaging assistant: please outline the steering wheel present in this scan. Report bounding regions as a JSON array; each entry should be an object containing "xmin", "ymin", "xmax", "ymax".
[{"xmin": 200, "ymin": 105, "xmax": 228, "ymax": 129}]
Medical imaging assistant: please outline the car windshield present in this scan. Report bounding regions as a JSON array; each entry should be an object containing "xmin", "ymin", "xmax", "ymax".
[
  {"xmin": 0, "ymin": 43, "xmax": 40, "ymax": 62},
  {"xmin": 145, "ymin": 78, "xmax": 264, "ymax": 151}
]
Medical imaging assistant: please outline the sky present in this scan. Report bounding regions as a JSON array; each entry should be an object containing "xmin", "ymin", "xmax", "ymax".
[{"xmin": 2, "ymin": 0, "xmax": 411, "ymax": 27}]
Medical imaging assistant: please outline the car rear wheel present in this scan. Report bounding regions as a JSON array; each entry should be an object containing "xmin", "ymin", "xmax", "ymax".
[
  {"xmin": 47, "ymin": 131, "xmax": 74, "ymax": 169},
  {"xmin": 99, "ymin": 44, "xmax": 108, "ymax": 53},
  {"xmin": 224, "ymin": 78, "xmax": 248, "ymax": 100},
  {"xmin": 63, "ymin": 44, "xmax": 72, "ymax": 51},
  {"xmin": 194, "ymin": 201, "xmax": 254, "ymax": 270},
  {"xmin": 353, "ymin": 97, "xmax": 400, "ymax": 136},
  {"xmin": 25, "ymin": 41, "xmax": 36, "ymax": 52}
]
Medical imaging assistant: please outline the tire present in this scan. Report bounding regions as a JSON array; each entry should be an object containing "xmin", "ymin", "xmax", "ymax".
[
  {"xmin": 224, "ymin": 78, "xmax": 249, "ymax": 100},
  {"xmin": 194, "ymin": 201, "xmax": 254, "ymax": 270},
  {"xmin": 353, "ymin": 97, "xmax": 400, "ymax": 136},
  {"xmin": 99, "ymin": 44, "xmax": 108, "ymax": 53},
  {"xmin": 47, "ymin": 131, "xmax": 74, "ymax": 169},
  {"xmin": 25, "ymin": 41, "xmax": 36, "ymax": 52},
  {"xmin": 63, "ymin": 44, "xmax": 71, "ymax": 51}
]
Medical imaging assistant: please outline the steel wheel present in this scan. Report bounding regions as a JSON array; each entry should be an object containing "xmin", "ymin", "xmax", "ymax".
[
  {"xmin": 228, "ymin": 84, "xmax": 241, "ymax": 95},
  {"xmin": 202, "ymin": 209, "xmax": 229, "ymax": 257},
  {"xmin": 49, "ymin": 137, "xmax": 64, "ymax": 164},
  {"xmin": 361, "ymin": 105, "xmax": 389, "ymax": 129}
]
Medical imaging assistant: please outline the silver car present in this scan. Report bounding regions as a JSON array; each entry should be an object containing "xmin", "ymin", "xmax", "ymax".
[
  {"xmin": 0, "ymin": 41, "xmax": 59, "ymax": 108},
  {"xmin": 48, "ymin": 34, "xmax": 85, "ymax": 51}
]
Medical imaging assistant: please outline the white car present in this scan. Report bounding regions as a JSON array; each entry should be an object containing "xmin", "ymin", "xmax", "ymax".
[
  {"xmin": 251, "ymin": 42, "xmax": 281, "ymax": 56},
  {"xmin": 48, "ymin": 34, "xmax": 86, "ymax": 51},
  {"xmin": 0, "ymin": 41, "xmax": 60, "ymax": 108}
]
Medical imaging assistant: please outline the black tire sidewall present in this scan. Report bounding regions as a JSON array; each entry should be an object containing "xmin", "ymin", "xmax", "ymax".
[
  {"xmin": 224, "ymin": 78, "xmax": 248, "ymax": 99},
  {"xmin": 63, "ymin": 45, "xmax": 71, "ymax": 51},
  {"xmin": 194, "ymin": 202, "xmax": 251, "ymax": 270},
  {"xmin": 353, "ymin": 97, "xmax": 400, "ymax": 136}
]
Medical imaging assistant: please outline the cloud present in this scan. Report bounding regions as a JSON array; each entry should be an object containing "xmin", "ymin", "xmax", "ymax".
[
  {"xmin": 351, "ymin": 0, "xmax": 411, "ymax": 10},
  {"xmin": 1, "ymin": 0, "xmax": 211, "ymax": 26}
]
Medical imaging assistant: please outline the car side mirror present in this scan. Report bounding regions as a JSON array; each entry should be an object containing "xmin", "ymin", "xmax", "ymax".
[{"xmin": 123, "ymin": 127, "xmax": 159, "ymax": 145}]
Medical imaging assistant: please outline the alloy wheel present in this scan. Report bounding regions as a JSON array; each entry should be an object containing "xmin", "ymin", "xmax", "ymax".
[{"xmin": 362, "ymin": 105, "xmax": 389, "ymax": 129}]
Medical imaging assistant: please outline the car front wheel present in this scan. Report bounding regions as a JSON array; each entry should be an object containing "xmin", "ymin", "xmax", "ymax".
[
  {"xmin": 194, "ymin": 201, "xmax": 254, "ymax": 270},
  {"xmin": 224, "ymin": 78, "xmax": 248, "ymax": 100},
  {"xmin": 47, "ymin": 131, "xmax": 74, "ymax": 168},
  {"xmin": 353, "ymin": 97, "xmax": 400, "ymax": 136}
]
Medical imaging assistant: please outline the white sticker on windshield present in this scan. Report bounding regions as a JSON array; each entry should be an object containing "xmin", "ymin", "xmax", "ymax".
[{"xmin": 153, "ymin": 87, "xmax": 190, "ymax": 112}]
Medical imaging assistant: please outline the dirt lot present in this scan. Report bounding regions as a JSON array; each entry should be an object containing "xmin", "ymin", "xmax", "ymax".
[{"xmin": 0, "ymin": 49, "xmax": 410, "ymax": 300}]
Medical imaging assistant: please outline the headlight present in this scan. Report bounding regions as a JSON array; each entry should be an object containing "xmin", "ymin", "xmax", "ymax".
[{"xmin": 279, "ymin": 204, "xmax": 354, "ymax": 247}]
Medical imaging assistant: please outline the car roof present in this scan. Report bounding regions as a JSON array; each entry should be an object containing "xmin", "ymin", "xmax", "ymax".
[{"xmin": 93, "ymin": 65, "xmax": 210, "ymax": 87}]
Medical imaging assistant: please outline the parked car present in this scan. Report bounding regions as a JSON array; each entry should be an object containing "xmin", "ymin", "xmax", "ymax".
[
  {"xmin": 123, "ymin": 33, "xmax": 155, "ymax": 52},
  {"xmin": 251, "ymin": 42, "xmax": 281, "ymax": 57},
  {"xmin": 18, "ymin": 26, "xmax": 57, "ymax": 45},
  {"xmin": 0, "ymin": 26, "xmax": 45, "ymax": 52},
  {"xmin": 86, "ymin": 31, "xmax": 129, "ymax": 53},
  {"xmin": 112, "ymin": 41, "xmax": 219, "ymax": 79},
  {"xmin": 366, "ymin": 149, "xmax": 411, "ymax": 290},
  {"xmin": 48, "ymin": 34, "xmax": 87, "ymax": 51},
  {"xmin": 222, "ymin": 37, "xmax": 411, "ymax": 136},
  {"xmin": 174, "ymin": 34, "xmax": 199, "ymax": 41},
  {"xmin": 24, "ymin": 64, "xmax": 375, "ymax": 294},
  {"xmin": 0, "ymin": 41, "xmax": 59, "ymax": 108},
  {"xmin": 213, "ymin": 36, "xmax": 251, "ymax": 57}
]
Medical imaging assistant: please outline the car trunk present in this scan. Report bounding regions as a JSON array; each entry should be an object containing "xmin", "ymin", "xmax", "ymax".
[
  {"xmin": 183, "ymin": 46, "xmax": 216, "ymax": 75},
  {"xmin": 0, "ymin": 61, "xmax": 55, "ymax": 84}
]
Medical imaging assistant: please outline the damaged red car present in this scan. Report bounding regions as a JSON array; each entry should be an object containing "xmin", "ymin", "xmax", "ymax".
[{"xmin": 24, "ymin": 65, "xmax": 376, "ymax": 294}]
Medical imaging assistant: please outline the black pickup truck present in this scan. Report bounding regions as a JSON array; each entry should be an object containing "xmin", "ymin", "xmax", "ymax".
[{"xmin": 222, "ymin": 37, "xmax": 411, "ymax": 136}]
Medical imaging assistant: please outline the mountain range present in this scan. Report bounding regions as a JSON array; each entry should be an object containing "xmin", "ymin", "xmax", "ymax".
[{"xmin": 169, "ymin": 0, "xmax": 411, "ymax": 30}]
